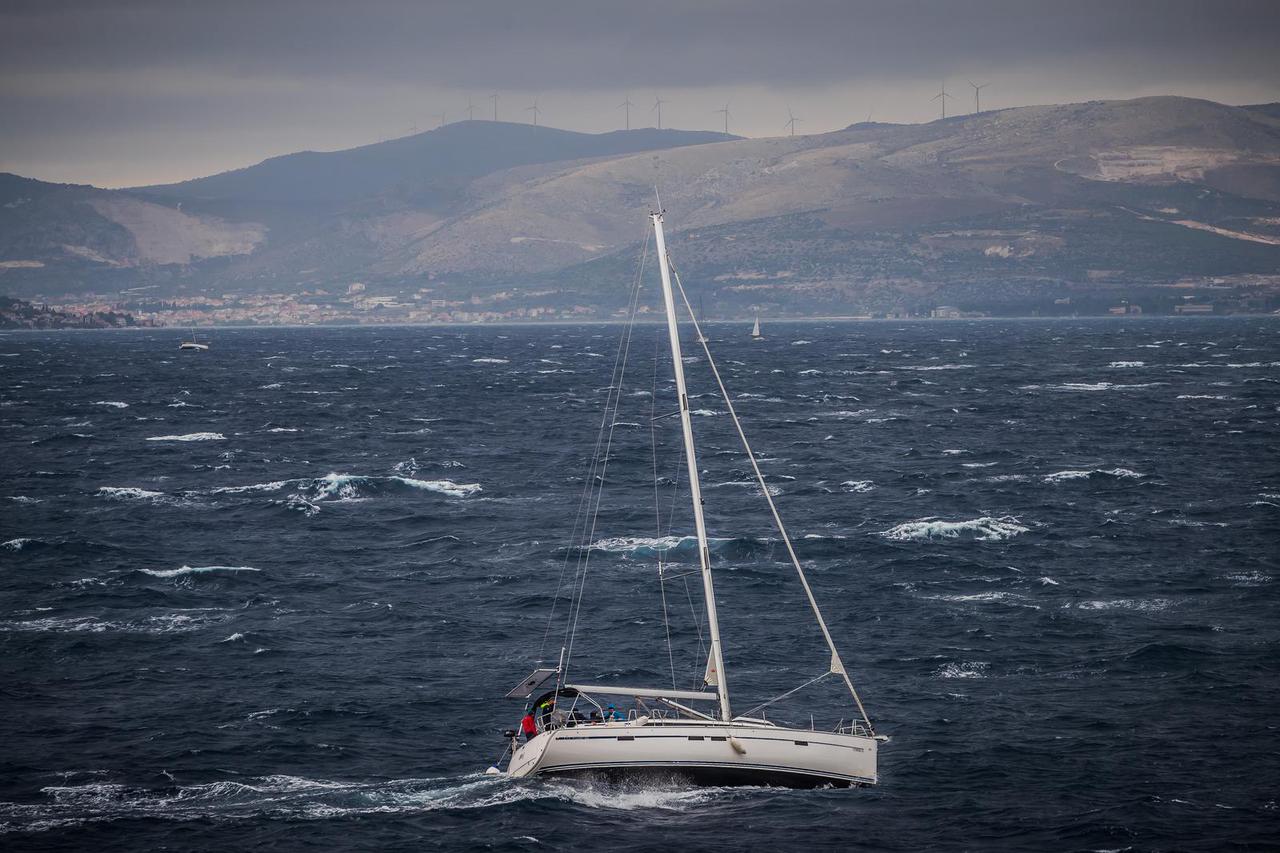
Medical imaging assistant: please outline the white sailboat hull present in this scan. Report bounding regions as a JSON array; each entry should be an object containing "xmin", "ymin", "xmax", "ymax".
[{"xmin": 508, "ymin": 720, "xmax": 877, "ymax": 788}]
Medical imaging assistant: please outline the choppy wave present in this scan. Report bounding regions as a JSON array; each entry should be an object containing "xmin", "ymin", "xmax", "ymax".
[
  {"xmin": 584, "ymin": 535, "xmax": 737, "ymax": 557},
  {"xmin": 1022, "ymin": 382, "xmax": 1163, "ymax": 392},
  {"xmin": 1042, "ymin": 468, "xmax": 1143, "ymax": 483},
  {"xmin": 841, "ymin": 480, "xmax": 875, "ymax": 493},
  {"xmin": 935, "ymin": 661, "xmax": 991, "ymax": 679},
  {"xmin": 92, "ymin": 401, "xmax": 129, "ymax": 408},
  {"xmin": 1072, "ymin": 598, "xmax": 1174, "ymax": 613},
  {"xmin": 881, "ymin": 516, "xmax": 1029, "ymax": 542},
  {"xmin": 210, "ymin": 473, "xmax": 481, "ymax": 502},
  {"xmin": 98, "ymin": 486, "xmax": 166, "ymax": 501},
  {"xmin": 1, "ymin": 609, "xmax": 234, "ymax": 635},
  {"xmin": 140, "ymin": 565, "xmax": 260, "ymax": 578},
  {"xmin": 146, "ymin": 432, "xmax": 226, "ymax": 442}
]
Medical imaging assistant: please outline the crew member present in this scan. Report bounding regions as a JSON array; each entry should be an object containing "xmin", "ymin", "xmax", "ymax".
[{"xmin": 520, "ymin": 709, "xmax": 538, "ymax": 742}]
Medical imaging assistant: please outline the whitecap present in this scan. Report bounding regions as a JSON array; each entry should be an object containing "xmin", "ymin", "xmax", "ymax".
[
  {"xmin": 146, "ymin": 432, "xmax": 225, "ymax": 442},
  {"xmin": 394, "ymin": 476, "xmax": 482, "ymax": 498},
  {"xmin": 935, "ymin": 661, "xmax": 990, "ymax": 679},
  {"xmin": 98, "ymin": 486, "xmax": 166, "ymax": 501},
  {"xmin": 881, "ymin": 516, "xmax": 1029, "ymax": 542},
  {"xmin": 3, "ymin": 537, "xmax": 35, "ymax": 550},
  {"xmin": 1043, "ymin": 468, "xmax": 1143, "ymax": 483},
  {"xmin": 472, "ymin": 358, "xmax": 510, "ymax": 365},
  {"xmin": 900, "ymin": 363, "xmax": 975, "ymax": 371},
  {"xmin": 841, "ymin": 480, "xmax": 875, "ymax": 493},
  {"xmin": 211, "ymin": 480, "xmax": 291, "ymax": 494},
  {"xmin": 92, "ymin": 401, "xmax": 129, "ymax": 408},
  {"xmin": 587, "ymin": 535, "xmax": 733, "ymax": 555},
  {"xmin": 1108, "ymin": 361, "xmax": 1145, "ymax": 368},
  {"xmin": 141, "ymin": 565, "xmax": 260, "ymax": 578},
  {"xmin": 1072, "ymin": 598, "xmax": 1173, "ymax": 612}
]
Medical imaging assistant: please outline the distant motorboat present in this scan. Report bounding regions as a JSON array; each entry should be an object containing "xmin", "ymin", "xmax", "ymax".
[
  {"xmin": 751, "ymin": 314, "xmax": 763, "ymax": 340},
  {"xmin": 179, "ymin": 327, "xmax": 208, "ymax": 351}
]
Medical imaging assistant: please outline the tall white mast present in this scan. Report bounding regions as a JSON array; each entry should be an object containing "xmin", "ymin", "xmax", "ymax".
[{"xmin": 651, "ymin": 210, "xmax": 732, "ymax": 722}]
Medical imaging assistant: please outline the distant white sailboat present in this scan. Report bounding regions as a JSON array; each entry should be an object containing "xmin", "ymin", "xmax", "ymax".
[
  {"xmin": 495, "ymin": 207, "xmax": 880, "ymax": 788},
  {"xmin": 179, "ymin": 326, "xmax": 208, "ymax": 351},
  {"xmin": 751, "ymin": 314, "xmax": 763, "ymax": 340}
]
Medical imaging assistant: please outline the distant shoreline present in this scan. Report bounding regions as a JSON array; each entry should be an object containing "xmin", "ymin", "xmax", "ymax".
[{"xmin": 3, "ymin": 314, "xmax": 1277, "ymax": 333}]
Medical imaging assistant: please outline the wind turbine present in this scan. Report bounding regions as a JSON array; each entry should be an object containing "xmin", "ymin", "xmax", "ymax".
[
  {"xmin": 435, "ymin": 110, "xmax": 447, "ymax": 128},
  {"xmin": 714, "ymin": 101, "xmax": 731, "ymax": 134},
  {"xmin": 526, "ymin": 96, "xmax": 541, "ymax": 128},
  {"xmin": 784, "ymin": 107, "xmax": 801, "ymax": 137},
  {"xmin": 932, "ymin": 83, "xmax": 955, "ymax": 119},
  {"xmin": 653, "ymin": 96, "xmax": 667, "ymax": 130},
  {"xmin": 490, "ymin": 92, "xmax": 499, "ymax": 121},
  {"xmin": 618, "ymin": 94, "xmax": 634, "ymax": 130},
  {"xmin": 466, "ymin": 96, "xmax": 476, "ymax": 121},
  {"xmin": 968, "ymin": 80, "xmax": 990, "ymax": 115}
]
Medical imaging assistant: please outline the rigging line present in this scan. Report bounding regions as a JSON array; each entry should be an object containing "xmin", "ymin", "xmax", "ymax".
[
  {"xmin": 560, "ymin": 237, "xmax": 648, "ymax": 687},
  {"xmin": 661, "ymin": 408, "xmax": 708, "ymax": 690},
  {"xmin": 541, "ymin": 227, "xmax": 651, "ymax": 663},
  {"xmin": 561, "ymin": 268, "xmax": 641, "ymax": 662},
  {"xmin": 650, "ymin": 333, "xmax": 678, "ymax": 691},
  {"xmin": 653, "ymin": 342, "xmax": 707, "ymax": 690},
  {"xmin": 740, "ymin": 672, "xmax": 832, "ymax": 719},
  {"xmin": 562, "ymin": 281, "xmax": 643, "ymax": 684},
  {"xmin": 668, "ymin": 260, "xmax": 875, "ymax": 733}
]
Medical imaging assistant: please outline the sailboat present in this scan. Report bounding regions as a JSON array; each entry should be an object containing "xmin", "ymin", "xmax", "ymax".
[
  {"xmin": 496, "ymin": 208, "xmax": 881, "ymax": 788},
  {"xmin": 179, "ymin": 326, "xmax": 208, "ymax": 351},
  {"xmin": 751, "ymin": 314, "xmax": 763, "ymax": 340}
]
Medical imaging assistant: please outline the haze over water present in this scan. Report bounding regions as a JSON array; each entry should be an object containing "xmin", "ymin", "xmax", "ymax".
[{"xmin": 2, "ymin": 318, "xmax": 1278, "ymax": 850}]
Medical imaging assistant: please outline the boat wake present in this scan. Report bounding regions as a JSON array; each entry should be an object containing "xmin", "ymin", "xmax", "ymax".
[{"xmin": 0, "ymin": 773, "xmax": 731, "ymax": 833}]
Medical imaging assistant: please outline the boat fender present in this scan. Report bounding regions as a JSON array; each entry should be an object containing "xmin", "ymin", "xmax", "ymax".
[
  {"xmin": 633, "ymin": 716, "xmax": 650, "ymax": 727},
  {"xmin": 728, "ymin": 736, "xmax": 747, "ymax": 755}
]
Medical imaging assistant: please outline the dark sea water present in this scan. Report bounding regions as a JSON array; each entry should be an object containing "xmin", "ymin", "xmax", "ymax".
[{"xmin": 2, "ymin": 318, "xmax": 1278, "ymax": 851}]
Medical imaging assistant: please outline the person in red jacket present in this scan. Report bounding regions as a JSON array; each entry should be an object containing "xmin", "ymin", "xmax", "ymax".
[{"xmin": 520, "ymin": 710, "xmax": 538, "ymax": 742}]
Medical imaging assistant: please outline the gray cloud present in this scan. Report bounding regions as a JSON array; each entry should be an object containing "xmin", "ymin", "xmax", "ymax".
[{"xmin": 2, "ymin": 0, "xmax": 1277, "ymax": 186}]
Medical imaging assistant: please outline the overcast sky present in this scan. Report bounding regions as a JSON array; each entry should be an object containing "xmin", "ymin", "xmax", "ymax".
[{"xmin": 2, "ymin": 0, "xmax": 1277, "ymax": 187}]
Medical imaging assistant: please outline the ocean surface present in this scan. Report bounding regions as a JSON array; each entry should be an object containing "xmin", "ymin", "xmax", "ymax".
[{"xmin": 2, "ymin": 318, "xmax": 1278, "ymax": 851}]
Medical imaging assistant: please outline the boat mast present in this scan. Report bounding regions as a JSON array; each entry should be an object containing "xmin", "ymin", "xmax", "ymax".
[{"xmin": 651, "ymin": 210, "xmax": 732, "ymax": 722}]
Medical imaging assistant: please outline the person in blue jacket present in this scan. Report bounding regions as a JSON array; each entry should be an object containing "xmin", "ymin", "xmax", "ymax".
[{"xmin": 605, "ymin": 703, "xmax": 625, "ymax": 721}]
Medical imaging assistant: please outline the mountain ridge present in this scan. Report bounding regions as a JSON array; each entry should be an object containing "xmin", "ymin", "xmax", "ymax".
[{"xmin": 2, "ymin": 96, "xmax": 1278, "ymax": 316}]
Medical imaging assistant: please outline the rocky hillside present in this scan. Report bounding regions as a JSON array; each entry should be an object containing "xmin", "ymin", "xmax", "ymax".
[{"xmin": 2, "ymin": 98, "xmax": 1278, "ymax": 314}]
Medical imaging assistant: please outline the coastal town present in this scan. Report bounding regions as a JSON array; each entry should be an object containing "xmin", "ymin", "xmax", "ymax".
[{"xmin": 5, "ymin": 271, "xmax": 1277, "ymax": 329}]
